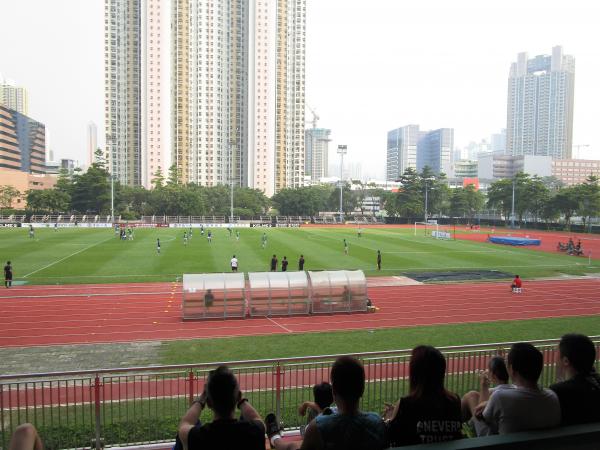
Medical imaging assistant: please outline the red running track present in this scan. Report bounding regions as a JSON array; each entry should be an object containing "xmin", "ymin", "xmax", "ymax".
[{"xmin": 1, "ymin": 278, "xmax": 600, "ymax": 348}]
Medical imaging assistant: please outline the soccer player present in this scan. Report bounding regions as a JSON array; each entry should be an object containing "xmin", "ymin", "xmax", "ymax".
[
  {"xmin": 298, "ymin": 254, "xmax": 305, "ymax": 271},
  {"xmin": 115, "ymin": 224, "xmax": 120, "ymax": 235},
  {"xmin": 189, "ymin": 227, "xmax": 193, "ymax": 239},
  {"xmin": 157, "ymin": 238, "xmax": 161, "ymax": 254},
  {"xmin": 343, "ymin": 238, "xmax": 349, "ymax": 255},
  {"xmin": 54, "ymin": 222, "xmax": 58, "ymax": 232},
  {"xmin": 261, "ymin": 232, "xmax": 268, "ymax": 249},
  {"xmin": 200, "ymin": 225, "xmax": 205, "ymax": 236},
  {"xmin": 183, "ymin": 231, "xmax": 188, "ymax": 246},
  {"xmin": 29, "ymin": 225, "xmax": 34, "ymax": 239},
  {"xmin": 377, "ymin": 250, "xmax": 382, "ymax": 271},
  {"xmin": 207, "ymin": 230, "xmax": 212, "ymax": 243},
  {"xmin": 236, "ymin": 230, "xmax": 240, "ymax": 241},
  {"xmin": 231, "ymin": 254, "xmax": 239, "ymax": 272},
  {"xmin": 358, "ymin": 227, "xmax": 362, "ymax": 238},
  {"xmin": 127, "ymin": 228, "xmax": 133, "ymax": 240},
  {"xmin": 4, "ymin": 261, "xmax": 12, "ymax": 288},
  {"xmin": 270, "ymin": 254, "xmax": 278, "ymax": 272},
  {"xmin": 281, "ymin": 256, "xmax": 289, "ymax": 272}
]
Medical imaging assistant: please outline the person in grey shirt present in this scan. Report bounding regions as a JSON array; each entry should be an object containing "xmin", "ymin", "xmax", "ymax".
[{"xmin": 473, "ymin": 343, "xmax": 560, "ymax": 434}]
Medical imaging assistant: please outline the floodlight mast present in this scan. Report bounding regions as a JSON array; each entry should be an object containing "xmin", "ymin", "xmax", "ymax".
[{"xmin": 337, "ymin": 145, "xmax": 347, "ymax": 222}]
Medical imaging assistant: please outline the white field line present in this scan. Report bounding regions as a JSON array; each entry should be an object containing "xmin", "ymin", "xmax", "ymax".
[
  {"xmin": 23, "ymin": 236, "xmax": 114, "ymax": 278},
  {"xmin": 266, "ymin": 316, "xmax": 293, "ymax": 333}
]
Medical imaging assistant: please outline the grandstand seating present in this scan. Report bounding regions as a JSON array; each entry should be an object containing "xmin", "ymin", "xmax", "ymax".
[{"xmin": 1, "ymin": 338, "xmax": 599, "ymax": 449}]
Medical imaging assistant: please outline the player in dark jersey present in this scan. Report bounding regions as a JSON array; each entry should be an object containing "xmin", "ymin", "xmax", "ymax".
[
  {"xmin": 377, "ymin": 250, "xmax": 382, "ymax": 271},
  {"xmin": 298, "ymin": 254, "xmax": 305, "ymax": 271},
  {"xmin": 270, "ymin": 255, "xmax": 278, "ymax": 271},
  {"xmin": 157, "ymin": 238, "xmax": 161, "ymax": 254},
  {"xmin": 4, "ymin": 261, "xmax": 13, "ymax": 288},
  {"xmin": 281, "ymin": 256, "xmax": 289, "ymax": 272}
]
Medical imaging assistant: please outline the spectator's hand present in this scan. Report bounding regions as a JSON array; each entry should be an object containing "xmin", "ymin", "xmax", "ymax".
[
  {"xmin": 298, "ymin": 402, "xmax": 308, "ymax": 416},
  {"xmin": 479, "ymin": 370, "xmax": 490, "ymax": 389},
  {"xmin": 195, "ymin": 386, "xmax": 207, "ymax": 408},
  {"xmin": 474, "ymin": 401, "xmax": 488, "ymax": 420},
  {"xmin": 382, "ymin": 402, "xmax": 395, "ymax": 420}
]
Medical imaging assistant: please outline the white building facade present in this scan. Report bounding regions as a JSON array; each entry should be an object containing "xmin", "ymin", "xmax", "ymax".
[
  {"xmin": 506, "ymin": 46, "xmax": 575, "ymax": 159},
  {"xmin": 105, "ymin": 0, "xmax": 170, "ymax": 188}
]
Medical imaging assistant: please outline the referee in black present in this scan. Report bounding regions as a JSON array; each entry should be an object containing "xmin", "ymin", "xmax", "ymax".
[{"xmin": 4, "ymin": 261, "xmax": 13, "ymax": 288}]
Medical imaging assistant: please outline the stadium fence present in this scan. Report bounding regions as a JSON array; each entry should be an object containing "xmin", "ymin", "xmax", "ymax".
[{"xmin": 1, "ymin": 337, "xmax": 598, "ymax": 449}]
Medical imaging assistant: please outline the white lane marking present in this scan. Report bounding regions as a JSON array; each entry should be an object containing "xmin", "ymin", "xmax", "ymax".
[{"xmin": 266, "ymin": 316, "xmax": 293, "ymax": 333}]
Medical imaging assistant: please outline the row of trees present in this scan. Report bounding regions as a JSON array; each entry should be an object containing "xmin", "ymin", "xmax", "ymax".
[
  {"xmin": 383, "ymin": 167, "xmax": 600, "ymax": 228},
  {"xmin": 1, "ymin": 159, "xmax": 599, "ymax": 228}
]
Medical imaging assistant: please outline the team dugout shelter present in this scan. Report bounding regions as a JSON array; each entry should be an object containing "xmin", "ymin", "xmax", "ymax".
[{"xmin": 181, "ymin": 270, "xmax": 369, "ymax": 320}]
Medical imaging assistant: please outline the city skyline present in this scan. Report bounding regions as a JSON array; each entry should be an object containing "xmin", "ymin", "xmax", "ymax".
[{"xmin": 1, "ymin": 0, "xmax": 599, "ymax": 181}]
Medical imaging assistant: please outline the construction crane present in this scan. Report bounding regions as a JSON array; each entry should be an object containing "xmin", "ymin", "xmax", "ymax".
[
  {"xmin": 306, "ymin": 106, "xmax": 319, "ymax": 129},
  {"xmin": 573, "ymin": 144, "xmax": 590, "ymax": 159}
]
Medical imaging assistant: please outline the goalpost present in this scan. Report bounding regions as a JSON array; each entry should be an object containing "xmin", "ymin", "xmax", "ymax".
[{"xmin": 414, "ymin": 221, "xmax": 453, "ymax": 240}]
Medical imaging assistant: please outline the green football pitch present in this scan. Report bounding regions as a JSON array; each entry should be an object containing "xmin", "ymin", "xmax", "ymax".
[{"xmin": 1, "ymin": 226, "xmax": 598, "ymax": 285}]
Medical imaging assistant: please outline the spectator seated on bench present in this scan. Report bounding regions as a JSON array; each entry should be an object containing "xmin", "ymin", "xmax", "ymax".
[
  {"xmin": 384, "ymin": 346, "xmax": 463, "ymax": 446},
  {"xmin": 266, "ymin": 356, "xmax": 388, "ymax": 450},
  {"xmin": 178, "ymin": 365, "xmax": 266, "ymax": 450},
  {"xmin": 461, "ymin": 356, "xmax": 515, "ymax": 436},
  {"xmin": 557, "ymin": 242, "xmax": 568, "ymax": 252},
  {"xmin": 298, "ymin": 382, "xmax": 336, "ymax": 436},
  {"xmin": 469, "ymin": 343, "xmax": 561, "ymax": 436},
  {"xmin": 550, "ymin": 334, "xmax": 600, "ymax": 426}
]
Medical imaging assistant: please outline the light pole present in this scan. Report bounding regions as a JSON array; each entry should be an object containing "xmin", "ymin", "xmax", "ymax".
[
  {"xmin": 110, "ymin": 174, "xmax": 114, "ymax": 223},
  {"xmin": 423, "ymin": 177, "xmax": 435, "ymax": 223},
  {"xmin": 229, "ymin": 128, "xmax": 239, "ymax": 224},
  {"xmin": 511, "ymin": 178, "xmax": 516, "ymax": 229},
  {"xmin": 337, "ymin": 145, "xmax": 347, "ymax": 222}
]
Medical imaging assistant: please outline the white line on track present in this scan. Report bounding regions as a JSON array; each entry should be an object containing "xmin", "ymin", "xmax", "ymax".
[
  {"xmin": 0, "ymin": 290, "xmax": 174, "ymax": 300},
  {"xmin": 23, "ymin": 236, "xmax": 114, "ymax": 278},
  {"xmin": 266, "ymin": 316, "xmax": 293, "ymax": 333}
]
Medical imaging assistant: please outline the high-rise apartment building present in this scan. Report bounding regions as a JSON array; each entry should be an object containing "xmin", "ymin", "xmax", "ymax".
[
  {"xmin": 417, "ymin": 128, "xmax": 454, "ymax": 175},
  {"xmin": 490, "ymin": 128, "xmax": 506, "ymax": 153},
  {"xmin": 105, "ymin": 0, "xmax": 169, "ymax": 188},
  {"xmin": 506, "ymin": 46, "xmax": 575, "ymax": 159},
  {"xmin": 172, "ymin": 0, "xmax": 247, "ymax": 188},
  {"xmin": 305, "ymin": 128, "xmax": 331, "ymax": 180},
  {"xmin": 0, "ymin": 82, "xmax": 29, "ymax": 115},
  {"xmin": 0, "ymin": 105, "xmax": 46, "ymax": 174},
  {"xmin": 274, "ymin": 0, "xmax": 306, "ymax": 192},
  {"xmin": 172, "ymin": 0, "xmax": 305, "ymax": 195},
  {"xmin": 386, "ymin": 125, "xmax": 420, "ymax": 181}
]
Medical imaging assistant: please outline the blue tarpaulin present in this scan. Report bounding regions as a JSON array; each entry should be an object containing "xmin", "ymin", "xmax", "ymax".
[{"xmin": 488, "ymin": 236, "xmax": 541, "ymax": 246}]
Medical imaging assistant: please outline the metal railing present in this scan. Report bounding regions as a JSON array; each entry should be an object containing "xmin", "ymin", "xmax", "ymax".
[{"xmin": 1, "ymin": 337, "xmax": 599, "ymax": 450}]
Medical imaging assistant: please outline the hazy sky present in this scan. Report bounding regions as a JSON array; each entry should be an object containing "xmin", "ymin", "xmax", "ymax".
[{"xmin": 1, "ymin": 0, "xmax": 599, "ymax": 180}]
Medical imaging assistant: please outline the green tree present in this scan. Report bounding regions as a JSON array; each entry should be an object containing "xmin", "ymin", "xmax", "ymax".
[
  {"xmin": 71, "ymin": 164, "xmax": 111, "ymax": 213},
  {"xmin": 151, "ymin": 167, "xmax": 165, "ymax": 189},
  {"xmin": 575, "ymin": 176, "xmax": 600, "ymax": 231},
  {"xmin": 0, "ymin": 185, "xmax": 21, "ymax": 213},
  {"xmin": 551, "ymin": 187, "xmax": 579, "ymax": 230},
  {"xmin": 26, "ymin": 189, "xmax": 70, "ymax": 213},
  {"xmin": 449, "ymin": 185, "xmax": 485, "ymax": 220},
  {"xmin": 167, "ymin": 164, "xmax": 181, "ymax": 186}
]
